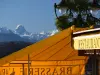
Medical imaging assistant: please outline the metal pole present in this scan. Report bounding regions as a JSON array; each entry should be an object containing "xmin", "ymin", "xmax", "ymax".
[
  {"xmin": 22, "ymin": 64, "xmax": 24, "ymax": 75},
  {"xmin": 28, "ymin": 54, "xmax": 30, "ymax": 75}
]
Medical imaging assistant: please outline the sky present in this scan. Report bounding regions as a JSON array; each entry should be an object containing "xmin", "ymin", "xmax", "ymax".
[{"xmin": 0, "ymin": 0, "xmax": 60, "ymax": 33}]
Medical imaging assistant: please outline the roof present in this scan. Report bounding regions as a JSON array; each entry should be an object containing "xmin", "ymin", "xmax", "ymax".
[{"xmin": 0, "ymin": 26, "xmax": 88, "ymax": 66}]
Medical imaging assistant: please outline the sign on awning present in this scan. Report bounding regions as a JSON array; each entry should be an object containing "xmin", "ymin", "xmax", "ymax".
[
  {"xmin": 73, "ymin": 34, "xmax": 100, "ymax": 50},
  {"xmin": 0, "ymin": 61, "xmax": 85, "ymax": 75},
  {"xmin": 73, "ymin": 28, "xmax": 100, "ymax": 50},
  {"xmin": 72, "ymin": 28, "xmax": 100, "ymax": 56}
]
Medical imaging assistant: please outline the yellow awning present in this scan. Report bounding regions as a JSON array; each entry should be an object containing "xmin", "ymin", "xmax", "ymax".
[
  {"xmin": 0, "ymin": 27, "xmax": 88, "ymax": 65},
  {"xmin": 0, "ymin": 26, "xmax": 89, "ymax": 75}
]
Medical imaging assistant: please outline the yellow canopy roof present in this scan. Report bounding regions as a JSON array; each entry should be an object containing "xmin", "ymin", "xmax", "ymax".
[{"xmin": 0, "ymin": 27, "xmax": 88, "ymax": 66}]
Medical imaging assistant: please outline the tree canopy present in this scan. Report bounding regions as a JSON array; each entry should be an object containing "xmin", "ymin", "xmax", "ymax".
[{"xmin": 55, "ymin": 0, "xmax": 100, "ymax": 31}]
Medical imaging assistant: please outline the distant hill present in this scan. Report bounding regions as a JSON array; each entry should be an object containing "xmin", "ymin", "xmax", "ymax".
[{"xmin": 0, "ymin": 41, "xmax": 33, "ymax": 58}]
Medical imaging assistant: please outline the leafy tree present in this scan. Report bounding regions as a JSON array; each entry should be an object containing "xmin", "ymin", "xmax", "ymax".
[{"xmin": 55, "ymin": 0, "xmax": 100, "ymax": 30}]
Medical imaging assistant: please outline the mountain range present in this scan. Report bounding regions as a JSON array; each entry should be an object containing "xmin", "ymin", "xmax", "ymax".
[{"xmin": 0, "ymin": 25, "xmax": 58, "ymax": 43}]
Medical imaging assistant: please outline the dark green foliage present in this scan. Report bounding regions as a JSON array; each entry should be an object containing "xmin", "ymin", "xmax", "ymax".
[
  {"xmin": 57, "ymin": 0, "xmax": 100, "ymax": 11},
  {"xmin": 55, "ymin": 0, "xmax": 100, "ymax": 30},
  {"xmin": 55, "ymin": 15, "xmax": 73, "ymax": 30}
]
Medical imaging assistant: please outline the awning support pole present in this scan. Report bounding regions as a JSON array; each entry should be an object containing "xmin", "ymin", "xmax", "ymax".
[
  {"xmin": 28, "ymin": 54, "xmax": 30, "ymax": 75},
  {"xmin": 22, "ymin": 64, "xmax": 24, "ymax": 75}
]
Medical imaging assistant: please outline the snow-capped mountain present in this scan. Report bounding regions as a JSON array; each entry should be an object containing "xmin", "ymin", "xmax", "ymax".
[
  {"xmin": 15, "ymin": 24, "xmax": 30, "ymax": 35},
  {"xmin": 0, "ymin": 27, "xmax": 13, "ymax": 34},
  {"xmin": 0, "ymin": 25, "xmax": 58, "ymax": 42}
]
